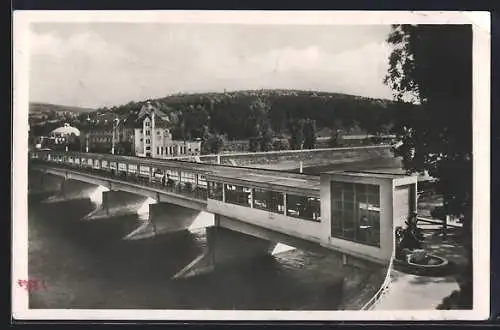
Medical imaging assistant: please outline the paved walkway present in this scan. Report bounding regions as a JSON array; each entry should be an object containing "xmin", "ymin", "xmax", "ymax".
[
  {"xmin": 373, "ymin": 270, "xmax": 460, "ymax": 310},
  {"xmin": 373, "ymin": 228, "xmax": 467, "ymax": 310}
]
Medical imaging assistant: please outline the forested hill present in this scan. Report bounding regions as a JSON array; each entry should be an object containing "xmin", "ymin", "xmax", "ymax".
[
  {"xmin": 96, "ymin": 89, "xmax": 409, "ymax": 141},
  {"xmin": 30, "ymin": 102, "xmax": 95, "ymax": 114}
]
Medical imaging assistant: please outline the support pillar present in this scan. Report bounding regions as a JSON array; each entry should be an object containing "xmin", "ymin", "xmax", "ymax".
[
  {"xmin": 29, "ymin": 172, "xmax": 65, "ymax": 196},
  {"xmin": 124, "ymin": 202, "xmax": 202, "ymax": 240},
  {"xmin": 83, "ymin": 190, "xmax": 147, "ymax": 220},
  {"xmin": 173, "ymin": 224, "xmax": 277, "ymax": 279}
]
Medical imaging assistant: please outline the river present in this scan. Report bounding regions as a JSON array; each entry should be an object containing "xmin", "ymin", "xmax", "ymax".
[{"xmin": 28, "ymin": 193, "xmax": 375, "ymax": 310}]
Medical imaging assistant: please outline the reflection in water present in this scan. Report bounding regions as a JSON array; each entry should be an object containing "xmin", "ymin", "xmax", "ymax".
[{"xmin": 28, "ymin": 193, "xmax": 374, "ymax": 310}]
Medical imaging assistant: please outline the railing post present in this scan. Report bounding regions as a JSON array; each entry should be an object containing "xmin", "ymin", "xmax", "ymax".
[
  {"xmin": 250, "ymin": 188, "xmax": 254, "ymax": 208},
  {"xmin": 283, "ymin": 193, "xmax": 287, "ymax": 216},
  {"xmin": 443, "ymin": 215, "xmax": 449, "ymax": 238}
]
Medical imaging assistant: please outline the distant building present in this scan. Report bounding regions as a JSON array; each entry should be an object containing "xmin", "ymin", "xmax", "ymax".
[
  {"xmin": 133, "ymin": 101, "xmax": 201, "ymax": 158},
  {"xmin": 48, "ymin": 123, "xmax": 80, "ymax": 145},
  {"xmin": 49, "ymin": 123, "xmax": 80, "ymax": 139},
  {"xmin": 34, "ymin": 123, "xmax": 82, "ymax": 151},
  {"xmin": 85, "ymin": 120, "xmax": 134, "ymax": 154}
]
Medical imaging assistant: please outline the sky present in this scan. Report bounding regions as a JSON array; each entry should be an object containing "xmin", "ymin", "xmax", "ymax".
[{"xmin": 29, "ymin": 23, "xmax": 395, "ymax": 109}]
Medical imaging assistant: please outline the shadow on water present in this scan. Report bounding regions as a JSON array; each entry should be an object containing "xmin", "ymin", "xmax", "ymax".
[{"xmin": 28, "ymin": 195, "xmax": 355, "ymax": 310}]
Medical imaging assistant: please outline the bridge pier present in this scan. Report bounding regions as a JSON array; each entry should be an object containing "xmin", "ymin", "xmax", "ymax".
[
  {"xmin": 43, "ymin": 179, "xmax": 101, "ymax": 204},
  {"xmin": 83, "ymin": 190, "xmax": 148, "ymax": 220},
  {"xmin": 124, "ymin": 202, "xmax": 213, "ymax": 240},
  {"xmin": 28, "ymin": 170, "xmax": 65, "ymax": 196},
  {"xmin": 173, "ymin": 223, "xmax": 277, "ymax": 279}
]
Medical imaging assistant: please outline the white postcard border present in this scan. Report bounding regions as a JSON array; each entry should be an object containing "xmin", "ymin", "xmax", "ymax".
[{"xmin": 12, "ymin": 10, "xmax": 491, "ymax": 321}]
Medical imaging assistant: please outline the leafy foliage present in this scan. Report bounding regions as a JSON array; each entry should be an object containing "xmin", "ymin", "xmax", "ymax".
[
  {"xmin": 30, "ymin": 90, "xmax": 402, "ymax": 151},
  {"xmin": 384, "ymin": 24, "xmax": 473, "ymax": 308},
  {"xmin": 288, "ymin": 119, "xmax": 305, "ymax": 150},
  {"xmin": 303, "ymin": 119, "xmax": 317, "ymax": 149}
]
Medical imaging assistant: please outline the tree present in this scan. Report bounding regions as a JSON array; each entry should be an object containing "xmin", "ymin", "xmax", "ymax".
[
  {"xmin": 66, "ymin": 133, "xmax": 81, "ymax": 151},
  {"xmin": 248, "ymin": 98, "xmax": 272, "ymax": 151},
  {"xmin": 303, "ymin": 119, "xmax": 317, "ymax": 149},
  {"xmin": 288, "ymin": 119, "xmax": 305, "ymax": 150},
  {"xmin": 259, "ymin": 126, "xmax": 274, "ymax": 152},
  {"xmin": 272, "ymin": 138, "xmax": 289, "ymax": 151},
  {"xmin": 249, "ymin": 137, "xmax": 260, "ymax": 152},
  {"xmin": 202, "ymin": 133, "xmax": 225, "ymax": 155},
  {"xmin": 328, "ymin": 129, "xmax": 342, "ymax": 148},
  {"xmin": 384, "ymin": 24, "xmax": 473, "ymax": 308}
]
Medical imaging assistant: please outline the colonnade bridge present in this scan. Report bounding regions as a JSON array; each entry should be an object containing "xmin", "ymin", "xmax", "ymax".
[{"xmin": 29, "ymin": 150, "xmax": 418, "ymax": 276}]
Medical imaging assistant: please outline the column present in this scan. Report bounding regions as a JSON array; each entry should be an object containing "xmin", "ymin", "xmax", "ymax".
[
  {"xmin": 283, "ymin": 192, "xmax": 287, "ymax": 216},
  {"xmin": 173, "ymin": 224, "xmax": 276, "ymax": 279}
]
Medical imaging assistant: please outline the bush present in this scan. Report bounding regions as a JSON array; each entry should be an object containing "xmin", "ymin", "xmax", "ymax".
[{"xmin": 272, "ymin": 139, "xmax": 289, "ymax": 151}]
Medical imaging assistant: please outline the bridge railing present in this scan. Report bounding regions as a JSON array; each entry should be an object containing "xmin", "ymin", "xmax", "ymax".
[
  {"xmin": 31, "ymin": 159, "xmax": 208, "ymax": 201},
  {"xmin": 360, "ymin": 258, "xmax": 394, "ymax": 311}
]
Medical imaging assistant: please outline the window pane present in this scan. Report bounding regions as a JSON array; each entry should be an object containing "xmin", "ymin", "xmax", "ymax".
[
  {"xmin": 253, "ymin": 188, "xmax": 284, "ymax": 214},
  {"xmin": 224, "ymin": 184, "xmax": 251, "ymax": 207},
  {"xmin": 330, "ymin": 182, "xmax": 380, "ymax": 247},
  {"xmin": 331, "ymin": 184, "xmax": 342, "ymax": 200},
  {"xmin": 208, "ymin": 181, "xmax": 223, "ymax": 201},
  {"xmin": 286, "ymin": 194, "xmax": 320, "ymax": 222},
  {"xmin": 368, "ymin": 192, "xmax": 380, "ymax": 207}
]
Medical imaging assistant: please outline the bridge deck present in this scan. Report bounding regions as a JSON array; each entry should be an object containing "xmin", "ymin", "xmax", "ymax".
[{"xmin": 31, "ymin": 151, "xmax": 321, "ymax": 194}]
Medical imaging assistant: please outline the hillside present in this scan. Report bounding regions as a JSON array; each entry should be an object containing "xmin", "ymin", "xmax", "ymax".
[
  {"xmin": 29, "ymin": 102, "xmax": 95, "ymax": 114},
  {"xmin": 96, "ymin": 89, "xmax": 402, "ymax": 140},
  {"xmin": 29, "ymin": 89, "xmax": 412, "ymax": 151}
]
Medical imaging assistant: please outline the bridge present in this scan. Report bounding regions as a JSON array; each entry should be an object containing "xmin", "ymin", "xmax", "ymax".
[{"xmin": 29, "ymin": 149, "xmax": 418, "ymax": 281}]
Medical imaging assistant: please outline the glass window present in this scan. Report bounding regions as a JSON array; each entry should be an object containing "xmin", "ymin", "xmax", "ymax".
[
  {"xmin": 198, "ymin": 175, "xmax": 207, "ymax": 187},
  {"xmin": 286, "ymin": 194, "xmax": 321, "ymax": 222},
  {"xmin": 253, "ymin": 188, "xmax": 284, "ymax": 214},
  {"xmin": 180, "ymin": 171, "xmax": 196, "ymax": 184},
  {"xmin": 224, "ymin": 184, "xmax": 251, "ymax": 207},
  {"xmin": 330, "ymin": 182, "xmax": 380, "ymax": 247},
  {"xmin": 208, "ymin": 181, "xmax": 223, "ymax": 201},
  {"xmin": 165, "ymin": 169, "xmax": 179, "ymax": 182}
]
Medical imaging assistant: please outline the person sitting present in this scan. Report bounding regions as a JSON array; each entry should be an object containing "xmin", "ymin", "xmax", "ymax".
[{"xmin": 399, "ymin": 213, "xmax": 423, "ymax": 251}]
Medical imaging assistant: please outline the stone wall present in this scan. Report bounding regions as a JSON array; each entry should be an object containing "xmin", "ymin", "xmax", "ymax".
[{"xmin": 177, "ymin": 145, "xmax": 399, "ymax": 171}]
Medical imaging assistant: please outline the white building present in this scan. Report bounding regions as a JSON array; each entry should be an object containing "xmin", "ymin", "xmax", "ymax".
[{"xmin": 133, "ymin": 101, "xmax": 202, "ymax": 158}]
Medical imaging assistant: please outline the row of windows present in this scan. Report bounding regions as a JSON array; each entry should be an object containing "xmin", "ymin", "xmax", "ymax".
[
  {"xmin": 42, "ymin": 154, "xmax": 208, "ymax": 187},
  {"xmin": 331, "ymin": 182, "xmax": 381, "ymax": 247},
  {"xmin": 207, "ymin": 182, "xmax": 321, "ymax": 222},
  {"xmin": 153, "ymin": 145, "xmax": 200, "ymax": 156}
]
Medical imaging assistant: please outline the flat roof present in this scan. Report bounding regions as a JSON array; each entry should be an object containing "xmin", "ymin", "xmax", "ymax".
[
  {"xmin": 344, "ymin": 168, "xmax": 434, "ymax": 182},
  {"xmin": 325, "ymin": 170, "xmax": 411, "ymax": 180},
  {"xmin": 206, "ymin": 168, "xmax": 320, "ymax": 192}
]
